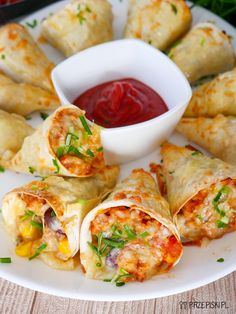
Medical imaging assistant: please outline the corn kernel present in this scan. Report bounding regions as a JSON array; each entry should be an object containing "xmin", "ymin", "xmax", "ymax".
[
  {"xmin": 18, "ymin": 220, "xmax": 42, "ymax": 240},
  {"xmin": 15, "ymin": 241, "xmax": 33, "ymax": 257},
  {"xmin": 58, "ymin": 238, "xmax": 71, "ymax": 256}
]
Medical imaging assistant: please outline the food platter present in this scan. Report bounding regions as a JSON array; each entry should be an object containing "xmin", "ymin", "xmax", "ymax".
[{"xmin": 0, "ymin": 0, "xmax": 236, "ymax": 301}]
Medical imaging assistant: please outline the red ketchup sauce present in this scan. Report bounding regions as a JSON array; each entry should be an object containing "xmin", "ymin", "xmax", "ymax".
[{"xmin": 73, "ymin": 78, "xmax": 168, "ymax": 128}]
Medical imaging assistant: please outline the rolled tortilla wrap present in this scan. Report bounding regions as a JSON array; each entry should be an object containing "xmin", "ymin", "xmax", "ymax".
[
  {"xmin": 184, "ymin": 68, "xmax": 236, "ymax": 117},
  {"xmin": 80, "ymin": 169, "xmax": 182, "ymax": 284},
  {"xmin": 160, "ymin": 142, "xmax": 236, "ymax": 244},
  {"xmin": 177, "ymin": 115, "xmax": 236, "ymax": 165},
  {"xmin": 0, "ymin": 23, "xmax": 55, "ymax": 93},
  {"xmin": 2, "ymin": 165, "xmax": 119, "ymax": 270},
  {"xmin": 6, "ymin": 105, "xmax": 105, "ymax": 177},
  {"xmin": 169, "ymin": 23, "xmax": 235, "ymax": 83},
  {"xmin": 0, "ymin": 73, "xmax": 59, "ymax": 116},
  {"xmin": 0, "ymin": 109, "xmax": 34, "ymax": 165},
  {"xmin": 41, "ymin": 0, "xmax": 113, "ymax": 57},
  {"xmin": 124, "ymin": 0, "xmax": 191, "ymax": 51}
]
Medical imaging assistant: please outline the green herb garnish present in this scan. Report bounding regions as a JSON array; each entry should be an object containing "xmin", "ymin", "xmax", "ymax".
[
  {"xmin": 86, "ymin": 149, "xmax": 94, "ymax": 157},
  {"xmin": 21, "ymin": 210, "xmax": 34, "ymax": 221},
  {"xmin": 140, "ymin": 231, "xmax": 150, "ymax": 239},
  {"xmin": 77, "ymin": 4, "xmax": 86, "ymax": 25},
  {"xmin": 0, "ymin": 257, "xmax": 11, "ymax": 263},
  {"xmin": 50, "ymin": 210, "xmax": 56, "ymax": 217},
  {"xmin": 191, "ymin": 151, "xmax": 202, "ymax": 156},
  {"xmin": 26, "ymin": 19, "xmax": 38, "ymax": 28},
  {"xmin": 29, "ymin": 243, "xmax": 47, "ymax": 260},
  {"xmin": 216, "ymin": 220, "xmax": 228, "ymax": 228},
  {"xmin": 79, "ymin": 116, "xmax": 92, "ymax": 135},
  {"xmin": 200, "ymin": 37, "xmax": 206, "ymax": 46},
  {"xmin": 97, "ymin": 147, "xmax": 103, "ymax": 152},
  {"xmin": 1, "ymin": 54, "xmax": 5, "ymax": 60},
  {"xmin": 52, "ymin": 159, "xmax": 60, "ymax": 174},
  {"xmin": 171, "ymin": 3, "xmax": 178, "ymax": 15},
  {"xmin": 217, "ymin": 258, "xmax": 224, "ymax": 263},
  {"xmin": 196, "ymin": 214, "xmax": 204, "ymax": 222},
  {"xmin": 124, "ymin": 225, "xmax": 136, "ymax": 240},
  {"xmin": 28, "ymin": 166, "xmax": 36, "ymax": 174},
  {"xmin": 40, "ymin": 112, "xmax": 49, "ymax": 120},
  {"xmin": 30, "ymin": 220, "xmax": 43, "ymax": 230},
  {"xmin": 0, "ymin": 166, "xmax": 5, "ymax": 173}
]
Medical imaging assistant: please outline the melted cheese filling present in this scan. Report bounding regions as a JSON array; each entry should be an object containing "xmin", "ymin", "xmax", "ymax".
[
  {"xmin": 15, "ymin": 194, "xmax": 71, "ymax": 261},
  {"xmin": 177, "ymin": 179, "xmax": 236, "ymax": 244},
  {"xmin": 90, "ymin": 206, "xmax": 182, "ymax": 282},
  {"xmin": 48, "ymin": 108, "xmax": 104, "ymax": 176}
]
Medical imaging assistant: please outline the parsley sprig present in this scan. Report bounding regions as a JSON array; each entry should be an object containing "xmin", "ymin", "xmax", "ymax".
[{"xmin": 212, "ymin": 186, "xmax": 232, "ymax": 228}]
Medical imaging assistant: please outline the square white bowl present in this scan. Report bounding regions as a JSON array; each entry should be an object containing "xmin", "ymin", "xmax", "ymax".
[{"xmin": 52, "ymin": 39, "xmax": 192, "ymax": 164}]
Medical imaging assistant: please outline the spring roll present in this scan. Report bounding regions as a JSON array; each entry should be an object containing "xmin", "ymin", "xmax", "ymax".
[
  {"xmin": 169, "ymin": 23, "xmax": 235, "ymax": 83},
  {"xmin": 5, "ymin": 105, "xmax": 105, "ymax": 177},
  {"xmin": 0, "ymin": 109, "xmax": 34, "ymax": 165},
  {"xmin": 41, "ymin": 0, "xmax": 113, "ymax": 57},
  {"xmin": 0, "ymin": 73, "xmax": 59, "ymax": 116},
  {"xmin": 124, "ymin": 0, "xmax": 192, "ymax": 51},
  {"xmin": 2, "ymin": 165, "xmax": 119, "ymax": 270},
  {"xmin": 0, "ymin": 23, "xmax": 55, "ymax": 93},
  {"xmin": 159, "ymin": 143, "xmax": 236, "ymax": 245},
  {"xmin": 184, "ymin": 68, "xmax": 236, "ymax": 117},
  {"xmin": 177, "ymin": 115, "xmax": 236, "ymax": 165},
  {"xmin": 80, "ymin": 169, "xmax": 182, "ymax": 284}
]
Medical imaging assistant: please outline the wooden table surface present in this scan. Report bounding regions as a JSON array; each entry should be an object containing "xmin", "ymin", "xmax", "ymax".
[{"xmin": 0, "ymin": 272, "xmax": 235, "ymax": 314}]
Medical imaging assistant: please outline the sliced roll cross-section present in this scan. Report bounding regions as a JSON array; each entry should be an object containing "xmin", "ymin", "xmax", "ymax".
[
  {"xmin": 8, "ymin": 105, "xmax": 105, "ymax": 177},
  {"xmin": 80, "ymin": 169, "xmax": 183, "ymax": 285},
  {"xmin": 158, "ymin": 143, "xmax": 236, "ymax": 245},
  {"xmin": 2, "ymin": 165, "xmax": 119, "ymax": 270}
]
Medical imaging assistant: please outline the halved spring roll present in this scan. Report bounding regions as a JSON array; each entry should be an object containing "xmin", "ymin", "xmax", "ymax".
[
  {"xmin": 6, "ymin": 105, "xmax": 105, "ymax": 177},
  {"xmin": 80, "ymin": 169, "xmax": 182, "ymax": 284},
  {"xmin": 177, "ymin": 115, "xmax": 236, "ymax": 165},
  {"xmin": 0, "ymin": 109, "xmax": 34, "ymax": 165},
  {"xmin": 2, "ymin": 165, "xmax": 119, "ymax": 270},
  {"xmin": 0, "ymin": 72, "xmax": 59, "ymax": 116},
  {"xmin": 159, "ymin": 143, "xmax": 236, "ymax": 245},
  {"xmin": 184, "ymin": 68, "xmax": 236, "ymax": 117},
  {"xmin": 41, "ymin": 0, "xmax": 113, "ymax": 57},
  {"xmin": 0, "ymin": 23, "xmax": 55, "ymax": 93},
  {"xmin": 124, "ymin": 0, "xmax": 192, "ymax": 51},
  {"xmin": 169, "ymin": 23, "xmax": 235, "ymax": 83}
]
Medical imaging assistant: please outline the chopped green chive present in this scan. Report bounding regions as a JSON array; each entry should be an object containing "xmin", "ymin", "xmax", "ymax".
[
  {"xmin": 191, "ymin": 151, "xmax": 202, "ymax": 156},
  {"xmin": 0, "ymin": 166, "xmax": 5, "ymax": 173},
  {"xmin": 1, "ymin": 54, "xmax": 5, "ymax": 60},
  {"xmin": 65, "ymin": 133, "xmax": 72, "ymax": 146},
  {"xmin": 50, "ymin": 210, "xmax": 56, "ymax": 217},
  {"xmin": 171, "ymin": 3, "xmax": 178, "ymax": 15},
  {"xmin": 200, "ymin": 37, "xmax": 205, "ymax": 46},
  {"xmin": 124, "ymin": 225, "xmax": 136, "ymax": 240},
  {"xmin": 116, "ymin": 282, "xmax": 125, "ymax": 287},
  {"xmin": 40, "ymin": 112, "xmax": 49, "ymax": 120},
  {"xmin": 196, "ymin": 214, "xmax": 204, "ymax": 222},
  {"xmin": 30, "ymin": 220, "xmax": 43, "ymax": 230},
  {"xmin": 103, "ymin": 238, "xmax": 127, "ymax": 249},
  {"xmin": 86, "ymin": 149, "xmax": 94, "ymax": 157},
  {"xmin": 67, "ymin": 146, "xmax": 85, "ymax": 159},
  {"xmin": 140, "ymin": 231, "xmax": 149, "ymax": 239},
  {"xmin": 85, "ymin": 5, "xmax": 92, "ymax": 12},
  {"xmin": 97, "ymin": 147, "xmax": 103, "ymax": 152},
  {"xmin": 56, "ymin": 147, "xmax": 64, "ymax": 159},
  {"xmin": 216, "ymin": 220, "xmax": 228, "ymax": 228},
  {"xmin": 28, "ymin": 166, "xmax": 36, "ymax": 174},
  {"xmin": 0, "ymin": 257, "xmax": 11, "ymax": 263},
  {"xmin": 31, "ymin": 185, "xmax": 38, "ymax": 190},
  {"xmin": 29, "ymin": 243, "xmax": 47, "ymax": 260},
  {"xmin": 52, "ymin": 159, "xmax": 60, "ymax": 174},
  {"xmin": 79, "ymin": 116, "xmax": 92, "ymax": 135},
  {"xmin": 21, "ymin": 210, "xmax": 34, "ymax": 221},
  {"xmin": 217, "ymin": 258, "xmax": 224, "ymax": 263},
  {"xmin": 26, "ymin": 19, "xmax": 38, "ymax": 28}
]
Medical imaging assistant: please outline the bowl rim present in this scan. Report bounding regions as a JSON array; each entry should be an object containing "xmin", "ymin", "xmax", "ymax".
[{"xmin": 52, "ymin": 38, "xmax": 192, "ymax": 133}]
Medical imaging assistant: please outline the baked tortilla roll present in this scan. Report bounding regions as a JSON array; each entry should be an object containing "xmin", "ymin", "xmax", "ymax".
[
  {"xmin": 0, "ymin": 23, "xmax": 55, "ymax": 93},
  {"xmin": 80, "ymin": 169, "xmax": 183, "ymax": 284},
  {"xmin": 124, "ymin": 0, "xmax": 192, "ymax": 51},
  {"xmin": 160, "ymin": 142, "xmax": 236, "ymax": 245},
  {"xmin": 169, "ymin": 23, "xmax": 235, "ymax": 83},
  {"xmin": 41, "ymin": 0, "xmax": 113, "ymax": 57},
  {"xmin": 2, "ymin": 165, "xmax": 119, "ymax": 270},
  {"xmin": 0, "ymin": 73, "xmax": 59, "ymax": 116},
  {"xmin": 177, "ymin": 115, "xmax": 236, "ymax": 165},
  {"xmin": 7, "ymin": 105, "xmax": 105, "ymax": 177},
  {"xmin": 0, "ymin": 110, "xmax": 34, "ymax": 165},
  {"xmin": 184, "ymin": 68, "xmax": 236, "ymax": 117}
]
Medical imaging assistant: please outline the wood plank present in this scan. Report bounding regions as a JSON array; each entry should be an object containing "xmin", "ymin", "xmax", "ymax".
[
  {"xmin": 0, "ymin": 278, "xmax": 35, "ymax": 314},
  {"xmin": 0, "ymin": 272, "xmax": 235, "ymax": 314}
]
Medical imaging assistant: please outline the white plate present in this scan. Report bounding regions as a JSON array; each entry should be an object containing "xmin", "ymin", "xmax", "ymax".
[{"xmin": 0, "ymin": 0, "xmax": 236, "ymax": 301}]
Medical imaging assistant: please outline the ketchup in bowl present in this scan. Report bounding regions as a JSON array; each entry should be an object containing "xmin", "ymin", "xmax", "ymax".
[{"xmin": 74, "ymin": 78, "xmax": 168, "ymax": 128}]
